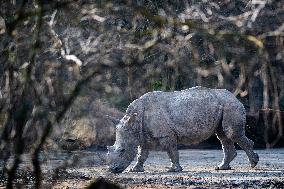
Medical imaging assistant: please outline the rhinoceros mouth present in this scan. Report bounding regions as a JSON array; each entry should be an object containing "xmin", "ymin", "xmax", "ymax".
[{"xmin": 109, "ymin": 166, "xmax": 125, "ymax": 174}]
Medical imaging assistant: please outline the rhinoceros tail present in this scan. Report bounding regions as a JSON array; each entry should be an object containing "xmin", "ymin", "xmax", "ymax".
[{"xmin": 215, "ymin": 106, "xmax": 224, "ymax": 134}]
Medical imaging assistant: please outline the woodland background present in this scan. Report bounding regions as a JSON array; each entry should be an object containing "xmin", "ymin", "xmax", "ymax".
[{"xmin": 0, "ymin": 0, "xmax": 283, "ymax": 188}]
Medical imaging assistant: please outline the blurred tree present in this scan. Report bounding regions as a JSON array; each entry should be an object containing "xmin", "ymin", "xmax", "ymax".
[{"xmin": 0, "ymin": 0, "xmax": 283, "ymax": 188}]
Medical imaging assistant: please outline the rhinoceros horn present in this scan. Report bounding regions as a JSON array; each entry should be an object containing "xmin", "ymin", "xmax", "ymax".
[{"xmin": 106, "ymin": 115, "xmax": 120, "ymax": 125}]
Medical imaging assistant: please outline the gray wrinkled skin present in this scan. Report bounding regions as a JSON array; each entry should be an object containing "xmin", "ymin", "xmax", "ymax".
[{"xmin": 107, "ymin": 86, "xmax": 259, "ymax": 173}]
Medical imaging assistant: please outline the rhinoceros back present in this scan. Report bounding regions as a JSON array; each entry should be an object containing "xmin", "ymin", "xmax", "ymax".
[
  {"xmin": 131, "ymin": 87, "xmax": 242, "ymax": 144},
  {"xmin": 167, "ymin": 88, "xmax": 222, "ymax": 137}
]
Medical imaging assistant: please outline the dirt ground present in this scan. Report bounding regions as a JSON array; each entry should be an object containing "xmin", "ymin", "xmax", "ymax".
[
  {"xmin": 50, "ymin": 149, "xmax": 284, "ymax": 188},
  {"xmin": 1, "ymin": 149, "xmax": 284, "ymax": 188}
]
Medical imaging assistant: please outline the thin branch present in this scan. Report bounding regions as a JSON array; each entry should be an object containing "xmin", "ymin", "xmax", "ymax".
[{"xmin": 31, "ymin": 67, "xmax": 103, "ymax": 188}]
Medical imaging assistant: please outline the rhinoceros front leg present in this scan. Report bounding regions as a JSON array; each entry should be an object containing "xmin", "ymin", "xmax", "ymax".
[
  {"xmin": 166, "ymin": 148, "xmax": 183, "ymax": 172},
  {"xmin": 160, "ymin": 137, "xmax": 183, "ymax": 172},
  {"xmin": 130, "ymin": 146, "xmax": 149, "ymax": 172}
]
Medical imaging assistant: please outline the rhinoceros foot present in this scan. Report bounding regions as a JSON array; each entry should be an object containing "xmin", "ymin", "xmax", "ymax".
[
  {"xmin": 167, "ymin": 164, "xmax": 183, "ymax": 172},
  {"xmin": 215, "ymin": 165, "xmax": 231, "ymax": 170},
  {"xmin": 250, "ymin": 152, "xmax": 259, "ymax": 168},
  {"xmin": 130, "ymin": 165, "xmax": 144, "ymax": 172}
]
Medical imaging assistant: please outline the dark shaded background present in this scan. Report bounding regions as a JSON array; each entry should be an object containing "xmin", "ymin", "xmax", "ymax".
[{"xmin": 0, "ymin": 0, "xmax": 283, "ymax": 188}]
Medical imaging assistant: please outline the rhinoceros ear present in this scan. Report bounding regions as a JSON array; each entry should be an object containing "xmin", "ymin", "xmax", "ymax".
[
  {"xmin": 126, "ymin": 112, "xmax": 138, "ymax": 124},
  {"xmin": 106, "ymin": 115, "xmax": 120, "ymax": 125}
]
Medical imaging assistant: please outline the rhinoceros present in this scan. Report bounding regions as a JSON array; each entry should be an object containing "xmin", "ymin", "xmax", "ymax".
[{"xmin": 107, "ymin": 86, "xmax": 259, "ymax": 173}]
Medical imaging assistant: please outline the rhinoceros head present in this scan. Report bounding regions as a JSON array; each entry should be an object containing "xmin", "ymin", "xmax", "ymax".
[{"xmin": 107, "ymin": 113, "xmax": 139, "ymax": 173}]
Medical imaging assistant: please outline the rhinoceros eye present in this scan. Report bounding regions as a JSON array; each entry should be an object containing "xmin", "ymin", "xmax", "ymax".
[{"xmin": 118, "ymin": 148, "xmax": 125, "ymax": 153}]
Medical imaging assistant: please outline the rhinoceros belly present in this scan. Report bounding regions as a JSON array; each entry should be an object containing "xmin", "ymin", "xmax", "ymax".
[{"xmin": 166, "ymin": 90, "xmax": 222, "ymax": 144}]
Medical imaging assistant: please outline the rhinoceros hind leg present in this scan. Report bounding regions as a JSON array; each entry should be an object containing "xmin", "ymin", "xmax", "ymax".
[
  {"xmin": 130, "ymin": 146, "xmax": 149, "ymax": 172},
  {"xmin": 216, "ymin": 130, "xmax": 237, "ymax": 170},
  {"xmin": 233, "ymin": 135, "xmax": 259, "ymax": 168}
]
